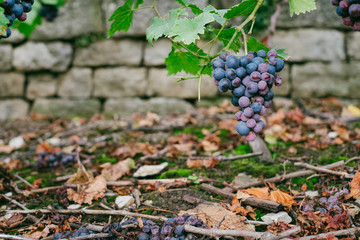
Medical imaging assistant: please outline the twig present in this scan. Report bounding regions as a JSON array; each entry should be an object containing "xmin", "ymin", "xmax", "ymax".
[
  {"xmin": 138, "ymin": 147, "xmax": 168, "ymax": 164},
  {"xmin": 59, "ymin": 233, "xmax": 109, "ymax": 240},
  {"xmin": 184, "ymin": 225, "xmax": 275, "ymax": 239},
  {"xmin": 298, "ymin": 227, "xmax": 360, "ymax": 240},
  {"xmin": 1, "ymin": 209, "xmax": 168, "ymax": 221},
  {"xmin": 201, "ymin": 183, "xmax": 281, "ymax": 212},
  {"xmin": 234, "ymin": 160, "xmax": 346, "ymax": 189},
  {"xmin": 14, "ymin": 173, "xmax": 35, "ymax": 189},
  {"xmin": 0, "ymin": 235, "xmax": 35, "ymax": 240},
  {"xmin": 294, "ymin": 162, "xmax": 353, "ymax": 179}
]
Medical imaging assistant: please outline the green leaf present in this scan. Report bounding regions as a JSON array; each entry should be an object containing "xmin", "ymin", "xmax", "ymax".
[
  {"xmin": 165, "ymin": 44, "xmax": 211, "ymax": 76},
  {"xmin": 175, "ymin": 0, "xmax": 203, "ymax": 14},
  {"xmin": 0, "ymin": 7, "xmax": 9, "ymax": 36},
  {"xmin": 146, "ymin": 8, "xmax": 187, "ymax": 45},
  {"xmin": 203, "ymin": 5, "xmax": 227, "ymax": 25},
  {"xmin": 288, "ymin": 0, "xmax": 316, "ymax": 17},
  {"xmin": 224, "ymin": 0, "xmax": 257, "ymax": 19},
  {"xmin": 213, "ymin": 28, "xmax": 242, "ymax": 52},
  {"xmin": 169, "ymin": 12, "xmax": 214, "ymax": 44},
  {"xmin": 107, "ymin": 0, "xmax": 134, "ymax": 38}
]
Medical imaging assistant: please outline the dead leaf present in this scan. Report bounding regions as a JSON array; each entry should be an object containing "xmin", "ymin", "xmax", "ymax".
[
  {"xmin": 101, "ymin": 158, "xmax": 135, "ymax": 181},
  {"xmin": 345, "ymin": 172, "xmax": 360, "ymax": 200},
  {"xmin": 186, "ymin": 158, "xmax": 218, "ymax": 169},
  {"xmin": 67, "ymin": 175, "xmax": 107, "ymax": 205}
]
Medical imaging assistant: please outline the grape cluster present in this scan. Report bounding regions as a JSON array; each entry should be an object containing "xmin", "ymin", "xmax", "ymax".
[
  {"xmin": 53, "ymin": 227, "xmax": 97, "ymax": 240},
  {"xmin": 332, "ymin": 0, "xmax": 360, "ymax": 30},
  {"xmin": 36, "ymin": 151, "xmax": 78, "ymax": 168},
  {"xmin": 212, "ymin": 50, "xmax": 284, "ymax": 141},
  {"xmin": 39, "ymin": 3, "xmax": 58, "ymax": 21},
  {"xmin": 0, "ymin": 0, "xmax": 34, "ymax": 39},
  {"xmin": 138, "ymin": 214, "xmax": 208, "ymax": 240},
  {"xmin": 301, "ymin": 186, "xmax": 349, "ymax": 214}
]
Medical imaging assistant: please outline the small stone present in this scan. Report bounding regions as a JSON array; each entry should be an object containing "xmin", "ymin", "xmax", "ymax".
[
  {"xmin": 231, "ymin": 173, "xmax": 258, "ymax": 189},
  {"xmin": 115, "ymin": 195, "xmax": 135, "ymax": 209},
  {"xmin": 305, "ymin": 191, "xmax": 320, "ymax": 198},
  {"xmin": 9, "ymin": 136, "xmax": 25, "ymax": 149},
  {"xmin": 67, "ymin": 204, "xmax": 82, "ymax": 210},
  {"xmin": 261, "ymin": 211, "xmax": 292, "ymax": 224},
  {"xmin": 133, "ymin": 162, "xmax": 168, "ymax": 177},
  {"xmin": 328, "ymin": 131, "xmax": 338, "ymax": 139}
]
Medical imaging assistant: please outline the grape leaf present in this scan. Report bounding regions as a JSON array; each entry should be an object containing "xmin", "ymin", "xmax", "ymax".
[
  {"xmin": 247, "ymin": 37, "xmax": 288, "ymax": 59},
  {"xmin": 165, "ymin": 43, "xmax": 211, "ymax": 76},
  {"xmin": 213, "ymin": 27, "xmax": 242, "ymax": 52},
  {"xmin": 0, "ymin": 7, "xmax": 9, "ymax": 37},
  {"xmin": 107, "ymin": 0, "xmax": 134, "ymax": 38},
  {"xmin": 146, "ymin": 8, "xmax": 187, "ymax": 45},
  {"xmin": 224, "ymin": 0, "xmax": 257, "ymax": 19},
  {"xmin": 169, "ymin": 12, "xmax": 214, "ymax": 44},
  {"xmin": 175, "ymin": 0, "xmax": 203, "ymax": 14},
  {"xmin": 203, "ymin": 5, "xmax": 227, "ymax": 25},
  {"xmin": 288, "ymin": 0, "xmax": 316, "ymax": 17}
]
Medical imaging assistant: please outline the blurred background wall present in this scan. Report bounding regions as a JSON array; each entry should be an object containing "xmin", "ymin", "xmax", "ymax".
[{"xmin": 0, "ymin": 0, "xmax": 359, "ymax": 119}]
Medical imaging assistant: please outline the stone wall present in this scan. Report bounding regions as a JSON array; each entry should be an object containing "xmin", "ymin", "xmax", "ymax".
[{"xmin": 0, "ymin": 0, "xmax": 359, "ymax": 119}]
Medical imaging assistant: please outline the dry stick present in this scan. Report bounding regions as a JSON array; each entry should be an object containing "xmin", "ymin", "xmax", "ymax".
[
  {"xmin": 0, "ymin": 234, "xmax": 35, "ymax": 240},
  {"xmin": 59, "ymin": 233, "xmax": 110, "ymax": 240},
  {"xmin": 1, "ymin": 209, "xmax": 168, "ymax": 221},
  {"xmin": 234, "ymin": 160, "xmax": 346, "ymax": 190},
  {"xmin": 298, "ymin": 227, "xmax": 360, "ymax": 240},
  {"xmin": 14, "ymin": 173, "xmax": 35, "ymax": 189},
  {"xmin": 201, "ymin": 183, "xmax": 281, "ymax": 212},
  {"xmin": 294, "ymin": 162, "xmax": 353, "ymax": 179}
]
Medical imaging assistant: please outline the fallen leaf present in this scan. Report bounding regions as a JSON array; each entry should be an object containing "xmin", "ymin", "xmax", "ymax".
[
  {"xmin": 101, "ymin": 158, "xmax": 135, "ymax": 181},
  {"xmin": 186, "ymin": 158, "xmax": 219, "ymax": 169},
  {"xmin": 345, "ymin": 172, "xmax": 360, "ymax": 200},
  {"xmin": 67, "ymin": 175, "xmax": 107, "ymax": 205}
]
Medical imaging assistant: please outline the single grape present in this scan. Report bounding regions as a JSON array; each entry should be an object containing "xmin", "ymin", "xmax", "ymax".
[
  {"xmin": 231, "ymin": 96, "xmax": 239, "ymax": 106},
  {"xmin": 236, "ymin": 121, "xmax": 250, "ymax": 135},
  {"xmin": 247, "ymin": 82, "xmax": 258, "ymax": 94},
  {"xmin": 239, "ymin": 56, "xmax": 250, "ymax": 67},
  {"xmin": 233, "ymin": 85, "xmax": 245, "ymax": 97},
  {"xmin": 219, "ymin": 52, "xmax": 229, "ymax": 61},
  {"xmin": 258, "ymin": 63, "xmax": 268, "ymax": 73},
  {"xmin": 250, "ymin": 71, "xmax": 261, "ymax": 82},
  {"xmin": 232, "ymin": 77, "xmax": 241, "ymax": 88},
  {"xmin": 246, "ymin": 63, "xmax": 258, "ymax": 74},
  {"xmin": 212, "ymin": 68, "xmax": 225, "ymax": 80},
  {"xmin": 225, "ymin": 68, "xmax": 237, "ymax": 80},
  {"xmin": 257, "ymin": 50, "xmax": 266, "ymax": 58},
  {"xmin": 243, "ymin": 107, "xmax": 254, "ymax": 117},
  {"xmin": 238, "ymin": 96, "xmax": 250, "ymax": 108},
  {"xmin": 246, "ymin": 119, "xmax": 256, "ymax": 128},
  {"xmin": 226, "ymin": 55, "xmax": 240, "ymax": 68},
  {"xmin": 246, "ymin": 131, "xmax": 256, "ymax": 141},
  {"xmin": 212, "ymin": 59, "xmax": 225, "ymax": 69},
  {"xmin": 251, "ymin": 102, "xmax": 262, "ymax": 113},
  {"xmin": 235, "ymin": 67, "xmax": 247, "ymax": 79},
  {"xmin": 267, "ymin": 49, "xmax": 277, "ymax": 58}
]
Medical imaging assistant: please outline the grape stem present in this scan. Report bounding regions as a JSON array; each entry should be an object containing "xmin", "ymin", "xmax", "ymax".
[{"xmin": 224, "ymin": 0, "xmax": 264, "ymax": 52}]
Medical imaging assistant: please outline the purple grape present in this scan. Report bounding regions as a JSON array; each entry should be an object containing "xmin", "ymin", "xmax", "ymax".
[
  {"xmin": 246, "ymin": 131, "xmax": 256, "ymax": 141},
  {"xmin": 267, "ymin": 49, "xmax": 277, "ymax": 58},
  {"xmin": 236, "ymin": 122, "xmax": 250, "ymax": 135},
  {"xmin": 246, "ymin": 119, "xmax": 256, "ymax": 128},
  {"xmin": 250, "ymin": 71, "xmax": 261, "ymax": 82},
  {"xmin": 243, "ymin": 107, "xmax": 254, "ymax": 117},
  {"xmin": 258, "ymin": 63, "xmax": 268, "ymax": 73},
  {"xmin": 238, "ymin": 96, "xmax": 250, "ymax": 108}
]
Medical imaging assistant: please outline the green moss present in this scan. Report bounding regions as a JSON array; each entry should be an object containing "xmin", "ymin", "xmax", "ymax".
[{"xmin": 159, "ymin": 169, "xmax": 193, "ymax": 179}]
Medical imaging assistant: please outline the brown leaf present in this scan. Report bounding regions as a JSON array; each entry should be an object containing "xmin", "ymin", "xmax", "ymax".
[
  {"xmin": 67, "ymin": 175, "xmax": 107, "ymax": 205},
  {"xmin": 345, "ymin": 172, "xmax": 360, "ymax": 200},
  {"xmin": 101, "ymin": 158, "xmax": 134, "ymax": 181},
  {"xmin": 186, "ymin": 158, "xmax": 219, "ymax": 169}
]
